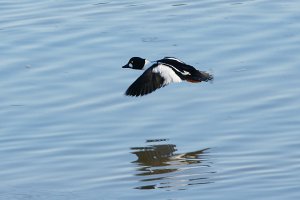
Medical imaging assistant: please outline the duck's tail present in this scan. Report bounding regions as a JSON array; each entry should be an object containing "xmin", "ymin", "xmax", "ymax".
[{"xmin": 196, "ymin": 70, "xmax": 214, "ymax": 82}]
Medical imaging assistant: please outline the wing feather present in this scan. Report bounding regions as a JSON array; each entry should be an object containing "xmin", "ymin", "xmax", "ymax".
[{"xmin": 125, "ymin": 66, "xmax": 165, "ymax": 97}]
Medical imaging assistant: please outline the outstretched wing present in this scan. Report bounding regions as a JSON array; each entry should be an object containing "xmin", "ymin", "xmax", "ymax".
[
  {"xmin": 125, "ymin": 64, "xmax": 182, "ymax": 97},
  {"xmin": 125, "ymin": 66, "xmax": 165, "ymax": 97}
]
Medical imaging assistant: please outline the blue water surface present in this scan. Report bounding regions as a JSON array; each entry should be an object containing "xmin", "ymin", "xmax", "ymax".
[{"xmin": 1, "ymin": 0, "xmax": 300, "ymax": 199}]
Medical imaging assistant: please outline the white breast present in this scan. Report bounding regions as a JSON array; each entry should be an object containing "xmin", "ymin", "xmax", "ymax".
[{"xmin": 152, "ymin": 64, "xmax": 182, "ymax": 85}]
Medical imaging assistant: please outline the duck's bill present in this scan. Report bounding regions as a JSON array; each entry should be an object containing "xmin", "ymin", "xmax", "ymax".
[{"xmin": 122, "ymin": 64, "xmax": 130, "ymax": 68}]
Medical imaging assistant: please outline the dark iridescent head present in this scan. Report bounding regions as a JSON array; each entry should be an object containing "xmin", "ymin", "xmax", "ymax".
[{"xmin": 122, "ymin": 57, "xmax": 146, "ymax": 70}]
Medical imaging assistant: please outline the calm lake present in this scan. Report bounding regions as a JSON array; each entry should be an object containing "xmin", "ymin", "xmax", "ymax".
[{"xmin": 1, "ymin": 0, "xmax": 300, "ymax": 199}]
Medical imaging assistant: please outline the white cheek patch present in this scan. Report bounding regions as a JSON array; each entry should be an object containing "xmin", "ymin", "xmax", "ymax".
[
  {"xmin": 152, "ymin": 64, "xmax": 182, "ymax": 85},
  {"xmin": 129, "ymin": 63, "xmax": 133, "ymax": 68}
]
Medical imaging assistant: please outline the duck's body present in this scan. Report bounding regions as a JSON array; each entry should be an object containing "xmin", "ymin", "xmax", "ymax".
[{"xmin": 122, "ymin": 57, "xmax": 213, "ymax": 97}]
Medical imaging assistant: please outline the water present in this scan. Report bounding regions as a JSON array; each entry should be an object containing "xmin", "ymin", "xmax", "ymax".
[{"xmin": 1, "ymin": 0, "xmax": 300, "ymax": 199}]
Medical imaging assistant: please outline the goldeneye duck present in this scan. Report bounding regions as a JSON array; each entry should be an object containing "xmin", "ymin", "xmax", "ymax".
[{"xmin": 122, "ymin": 57, "xmax": 213, "ymax": 97}]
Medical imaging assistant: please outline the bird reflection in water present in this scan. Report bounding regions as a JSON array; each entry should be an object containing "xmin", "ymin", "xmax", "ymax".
[{"xmin": 131, "ymin": 139, "xmax": 215, "ymax": 190}]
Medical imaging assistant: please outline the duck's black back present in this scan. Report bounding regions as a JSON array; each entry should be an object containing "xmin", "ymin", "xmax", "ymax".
[
  {"xmin": 157, "ymin": 57, "xmax": 197, "ymax": 73},
  {"xmin": 157, "ymin": 57, "xmax": 213, "ymax": 82}
]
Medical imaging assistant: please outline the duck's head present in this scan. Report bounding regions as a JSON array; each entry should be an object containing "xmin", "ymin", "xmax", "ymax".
[{"xmin": 122, "ymin": 57, "xmax": 147, "ymax": 70}]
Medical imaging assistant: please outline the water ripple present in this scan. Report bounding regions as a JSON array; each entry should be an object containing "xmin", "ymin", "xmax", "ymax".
[{"xmin": 1, "ymin": 0, "xmax": 300, "ymax": 199}]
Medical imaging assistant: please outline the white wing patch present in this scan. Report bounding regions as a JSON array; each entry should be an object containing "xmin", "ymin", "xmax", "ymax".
[
  {"xmin": 182, "ymin": 70, "xmax": 191, "ymax": 75},
  {"xmin": 167, "ymin": 65, "xmax": 191, "ymax": 76},
  {"xmin": 152, "ymin": 64, "xmax": 182, "ymax": 85}
]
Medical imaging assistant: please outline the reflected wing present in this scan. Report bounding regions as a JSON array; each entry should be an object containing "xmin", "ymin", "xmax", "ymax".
[{"xmin": 125, "ymin": 67, "xmax": 165, "ymax": 97}]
